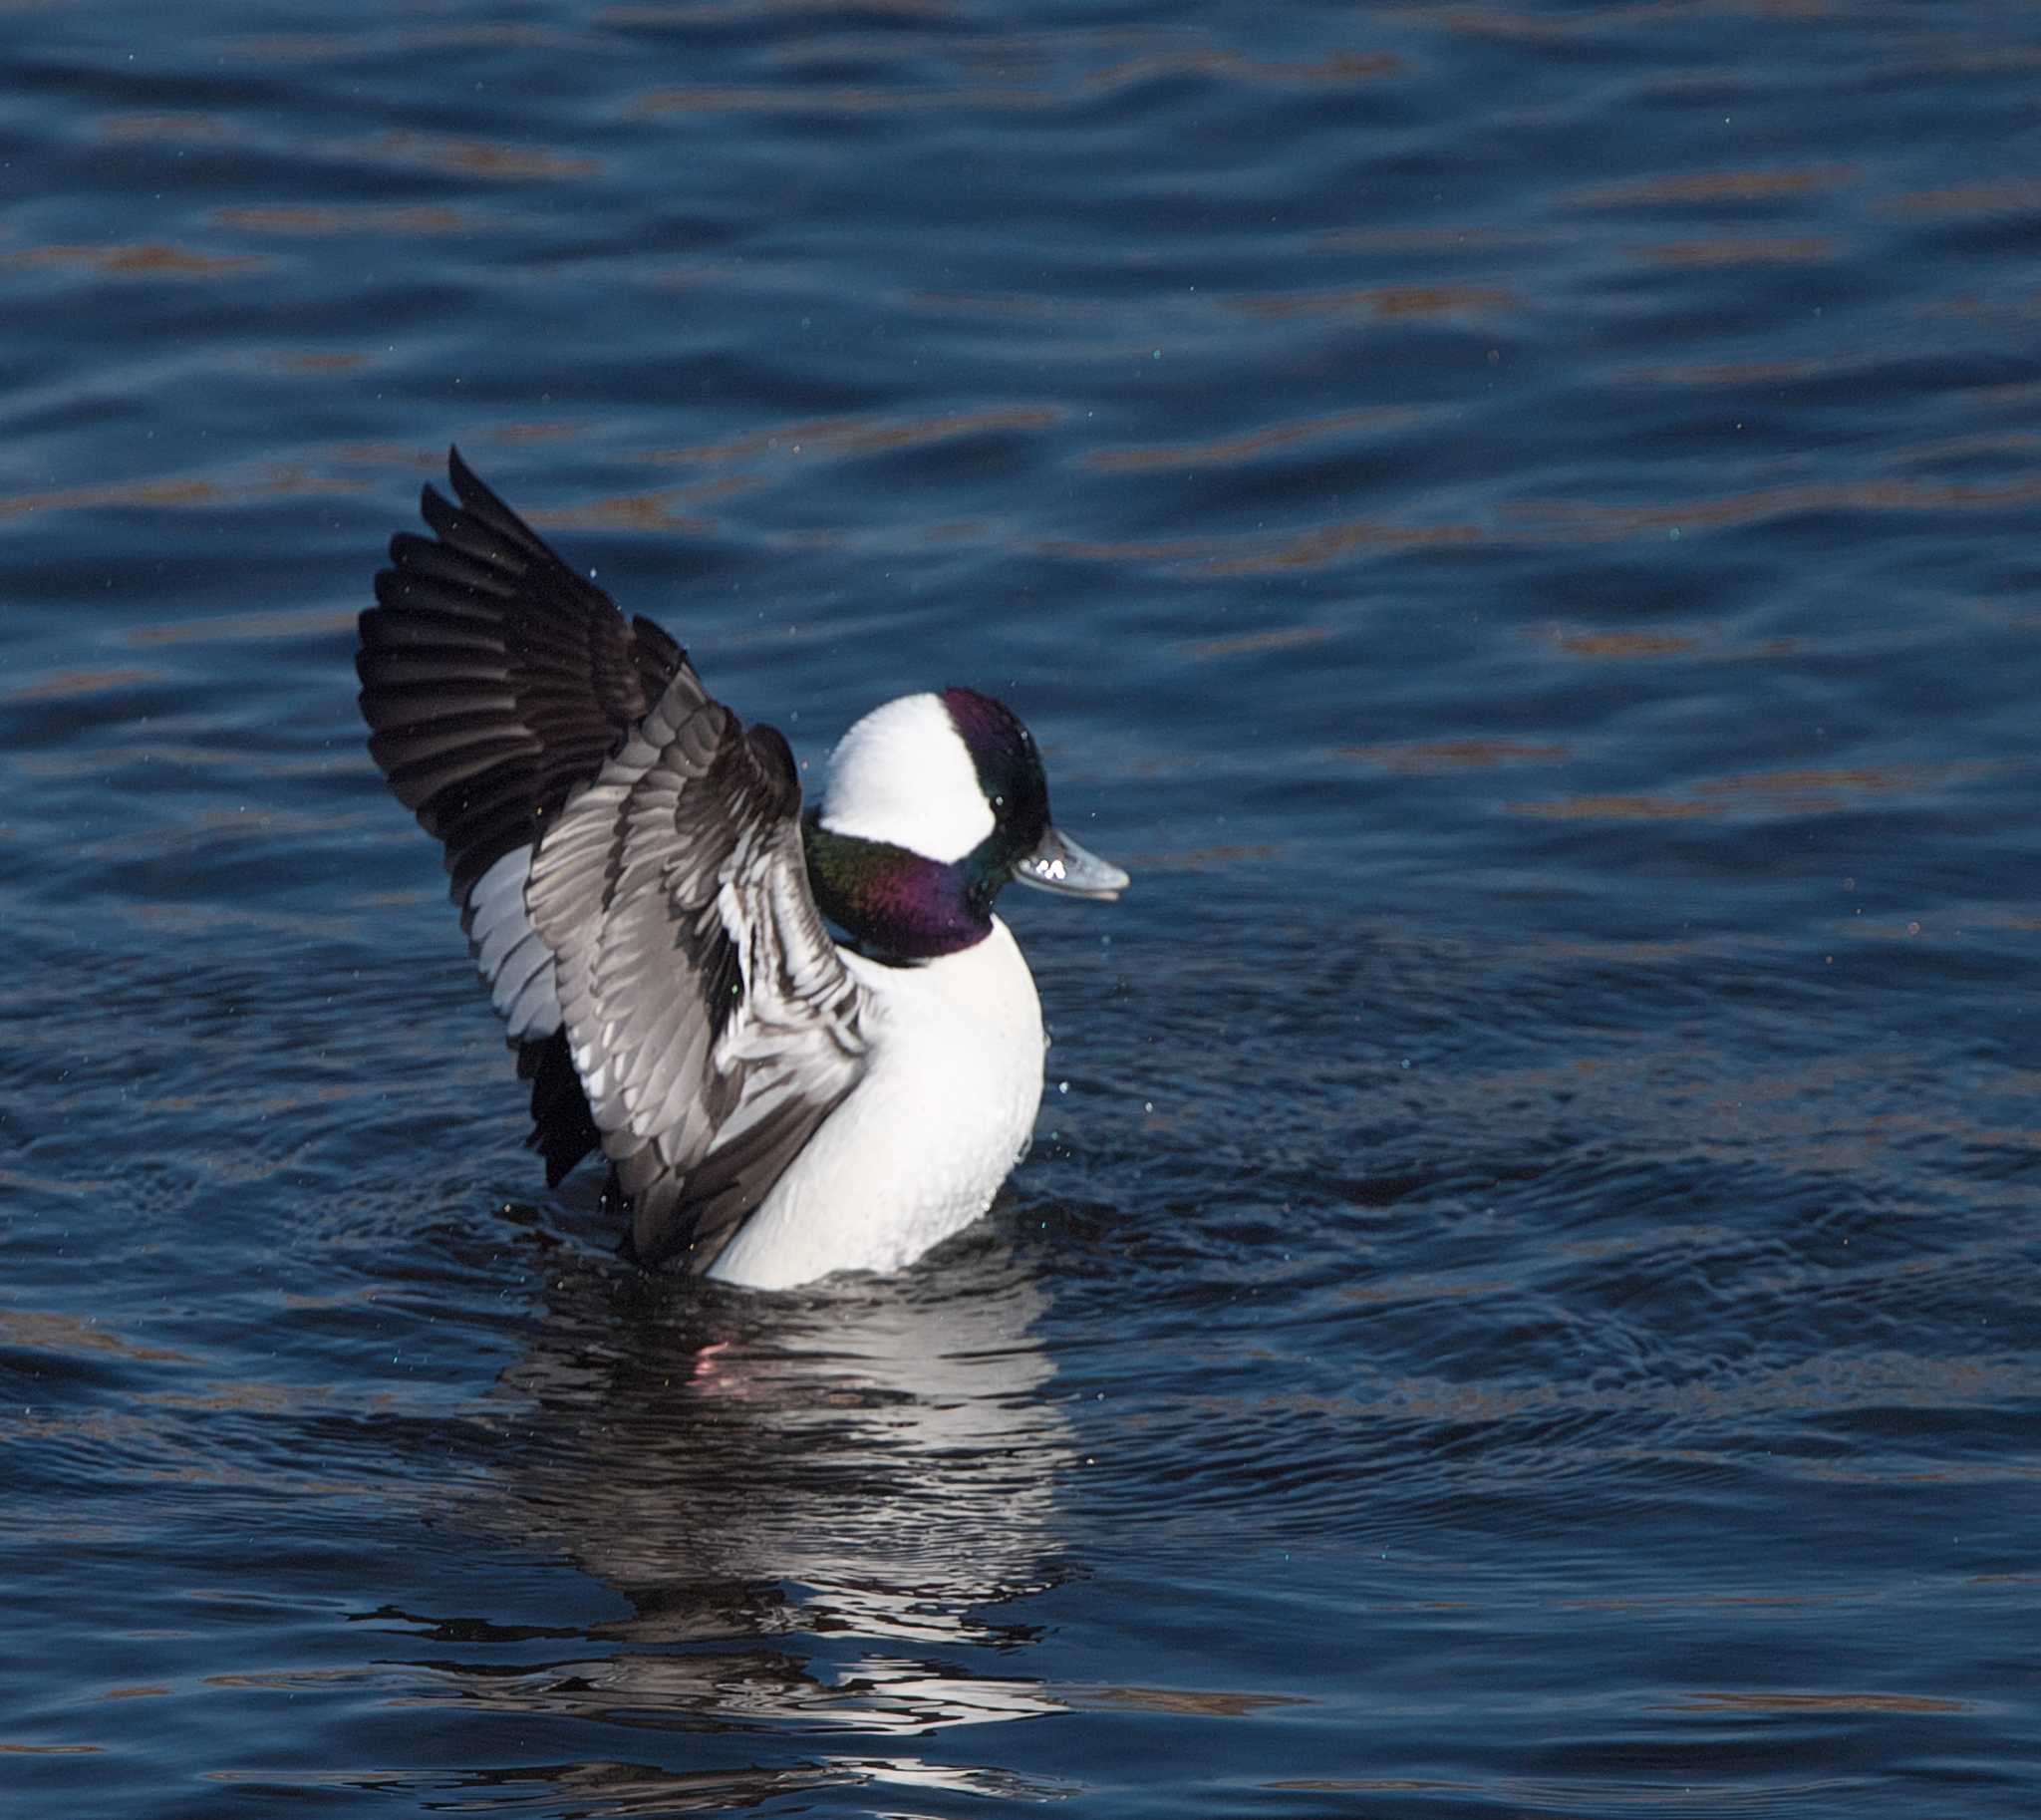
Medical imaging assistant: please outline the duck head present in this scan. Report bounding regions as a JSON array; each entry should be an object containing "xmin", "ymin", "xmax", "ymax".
[{"xmin": 803, "ymin": 688, "xmax": 1126, "ymax": 963}]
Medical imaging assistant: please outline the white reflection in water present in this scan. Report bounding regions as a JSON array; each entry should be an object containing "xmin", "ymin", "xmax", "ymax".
[{"xmin": 450, "ymin": 1231, "xmax": 1071, "ymax": 1751}]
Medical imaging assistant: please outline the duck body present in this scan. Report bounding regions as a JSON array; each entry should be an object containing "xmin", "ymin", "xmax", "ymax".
[
  {"xmin": 714, "ymin": 919, "xmax": 1043, "ymax": 1289},
  {"xmin": 357, "ymin": 450, "xmax": 1123, "ymax": 1290}
]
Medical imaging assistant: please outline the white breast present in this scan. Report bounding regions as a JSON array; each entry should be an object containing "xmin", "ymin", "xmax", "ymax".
[{"xmin": 708, "ymin": 917, "xmax": 1045, "ymax": 1290}]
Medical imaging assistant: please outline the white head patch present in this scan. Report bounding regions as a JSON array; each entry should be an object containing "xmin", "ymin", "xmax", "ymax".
[{"xmin": 818, "ymin": 692, "xmax": 995, "ymax": 863}]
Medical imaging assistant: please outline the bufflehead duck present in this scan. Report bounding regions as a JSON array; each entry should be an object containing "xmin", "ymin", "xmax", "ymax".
[{"xmin": 357, "ymin": 450, "xmax": 1126, "ymax": 1289}]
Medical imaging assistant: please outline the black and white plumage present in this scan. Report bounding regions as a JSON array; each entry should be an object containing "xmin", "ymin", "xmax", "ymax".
[{"xmin": 358, "ymin": 450, "xmax": 1125, "ymax": 1287}]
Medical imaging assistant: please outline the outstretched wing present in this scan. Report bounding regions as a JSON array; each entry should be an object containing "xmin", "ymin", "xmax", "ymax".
[
  {"xmin": 528, "ymin": 678, "xmax": 869, "ymax": 1272},
  {"xmin": 358, "ymin": 448, "xmax": 870, "ymax": 1270},
  {"xmin": 357, "ymin": 448, "xmax": 691, "ymax": 1183}
]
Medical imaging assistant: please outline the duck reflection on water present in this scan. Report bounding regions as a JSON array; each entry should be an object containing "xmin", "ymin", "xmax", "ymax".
[{"xmin": 413, "ymin": 1224, "xmax": 1072, "ymax": 1779}]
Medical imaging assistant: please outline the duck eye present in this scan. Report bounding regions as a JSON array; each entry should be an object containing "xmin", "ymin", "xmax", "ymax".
[{"xmin": 993, "ymin": 793, "xmax": 1007, "ymax": 809}]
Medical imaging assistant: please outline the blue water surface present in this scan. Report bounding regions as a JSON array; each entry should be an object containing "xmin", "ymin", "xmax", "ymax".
[{"xmin": 4, "ymin": 2, "xmax": 2040, "ymax": 1814}]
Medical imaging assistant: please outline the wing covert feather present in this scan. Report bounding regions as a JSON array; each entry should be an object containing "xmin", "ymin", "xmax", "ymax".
[{"xmin": 529, "ymin": 677, "xmax": 869, "ymax": 1272}]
